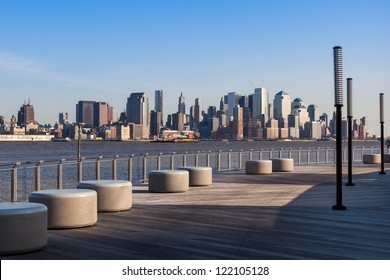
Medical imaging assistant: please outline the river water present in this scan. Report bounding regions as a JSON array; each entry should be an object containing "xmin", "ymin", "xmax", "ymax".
[{"xmin": 0, "ymin": 139, "xmax": 381, "ymax": 164}]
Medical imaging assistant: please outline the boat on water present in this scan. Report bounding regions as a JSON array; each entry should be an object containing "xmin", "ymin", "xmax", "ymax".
[
  {"xmin": 51, "ymin": 137, "xmax": 71, "ymax": 142},
  {"xmin": 151, "ymin": 138, "xmax": 199, "ymax": 143}
]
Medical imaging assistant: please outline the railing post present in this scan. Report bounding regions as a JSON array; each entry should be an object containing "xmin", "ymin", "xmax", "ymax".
[
  {"xmin": 326, "ymin": 148, "xmax": 329, "ymax": 164},
  {"xmin": 249, "ymin": 149, "xmax": 253, "ymax": 160},
  {"xmin": 157, "ymin": 153, "xmax": 162, "ymax": 170},
  {"xmin": 288, "ymin": 148, "xmax": 292, "ymax": 159},
  {"xmin": 316, "ymin": 148, "xmax": 320, "ymax": 164},
  {"xmin": 228, "ymin": 150, "xmax": 232, "ymax": 171},
  {"xmin": 128, "ymin": 155, "xmax": 133, "ymax": 182},
  {"xmin": 307, "ymin": 148, "xmax": 310, "ymax": 165},
  {"xmin": 96, "ymin": 156, "xmax": 102, "ymax": 180},
  {"xmin": 298, "ymin": 149, "xmax": 302, "ymax": 165},
  {"xmin": 206, "ymin": 151, "xmax": 211, "ymax": 167},
  {"xmin": 217, "ymin": 150, "xmax": 221, "ymax": 171},
  {"xmin": 270, "ymin": 149, "xmax": 273, "ymax": 160},
  {"xmin": 195, "ymin": 151, "xmax": 200, "ymax": 167},
  {"xmin": 11, "ymin": 163, "xmax": 20, "ymax": 202},
  {"xmin": 279, "ymin": 148, "xmax": 282, "ymax": 159},
  {"xmin": 143, "ymin": 154, "xmax": 148, "ymax": 182},
  {"xmin": 260, "ymin": 149, "xmax": 263, "ymax": 160},
  {"xmin": 57, "ymin": 159, "xmax": 64, "ymax": 189},
  {"xmin": 183, "ymin": 152, "xmax": 187, "ymax": 167},
  {"xmin": 77, "ymin": 158, "xmax": 83, "ymax": 182},
  {"xmin": 170, "ymin": 152, "xmax": 175, "ymax": 170},
  {"xmin": 35, "ymin": 160, "xmax": 43, "ymax": 191},
  {"xmin": 112, "ymin": 155, "xmax": 118, "ymax": 180},
  {"xmin": 239, "ymin": 149, "xmax": 243, "ymax": 169}
]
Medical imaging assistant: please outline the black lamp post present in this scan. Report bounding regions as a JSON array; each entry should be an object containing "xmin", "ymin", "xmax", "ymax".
[
  {"xmin": 379, "ymin": 93, "xmax": 386, "ymax": 175},
  {"xmin": 345, "ymin": 78, "xmax": 355, "ymax": 186},
  {"xmin": 332, "ymin": 46, "xmax": 347, "ymax": 211}
]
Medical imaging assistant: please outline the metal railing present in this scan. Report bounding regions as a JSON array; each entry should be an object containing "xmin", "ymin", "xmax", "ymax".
[{"xmin": 0, "ymin": 146, "xmax": 382, "ymax": 202}]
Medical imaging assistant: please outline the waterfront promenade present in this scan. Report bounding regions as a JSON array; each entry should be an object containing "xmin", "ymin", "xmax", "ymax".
[{"xmin": 2, "ymin": 163, "xmax": 390, "ymax": 260}]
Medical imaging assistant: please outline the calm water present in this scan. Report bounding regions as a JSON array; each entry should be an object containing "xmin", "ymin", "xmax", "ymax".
[{"xmin": 0, "ymin": 139, "xmax": 381, "ymax": 164}]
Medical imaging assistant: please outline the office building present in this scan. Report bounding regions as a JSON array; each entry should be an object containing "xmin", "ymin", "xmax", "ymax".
[
  {"xmin": 126, "ymin": 92, "xmax": 149, "ymax": 139},
  {"xmin": 155, "ymin": 90, "xmax": 163, "ymax": 125},
  {"xmin": 76, "ymin": 101, "xmax": 94, "ymax": 128},
  {"xmin": 17, "ymin": 101, "xmax": 35, "ymax": 126},
  {"xmin": 307, "ymin": 104, "xmax": 320, "ymax": 122},
  {"xmin": 273, "ymin": 91, "xmax": 291, "ymax": 121},
  {"xmin": 252, "ymin": 88, "xmax": 269, "ymax": 125},
  {"xmin": 178, "ymin": 92, "xmax": 186, "ymax": 114}
]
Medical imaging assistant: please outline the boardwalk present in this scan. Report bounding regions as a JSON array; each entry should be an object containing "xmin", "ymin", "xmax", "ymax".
[{"xmin": 2, "ymin": 163, "xmax": 390, "ymax": 260}]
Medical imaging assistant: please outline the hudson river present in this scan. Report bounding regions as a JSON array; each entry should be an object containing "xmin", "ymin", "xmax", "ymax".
[{"xmin": 0, "ymin": 140, "xmax": 381, "ymax": 164}]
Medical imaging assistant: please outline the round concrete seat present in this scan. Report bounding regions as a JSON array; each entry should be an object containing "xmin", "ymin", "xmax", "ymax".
[
  {"xmin": 384, "ymin": 154, "xmax": 390, "ymax": 163},
  {"xmin": 148, "ymin": 170, "xmax": 189, "ymax": 193},
  {"xmin": 363, "ymin": 154, "xmax": 381, "ymax": 164},
  {"xmin": 77, "ymin": 180, "xmax": 132, "ymax": 212},
  {"xmin": 0, "ymin": 202, "xmax": 47, "ymax": 254},
  {"xmin": 245, "ymin": 160, "xmax": 272, "ymax": 175},
  {"xmin": 29, "ymin": 189, "xmax": 97, "ymax": 229},
  {"xmin": 271, "ymin": 158, "xmax": 294, "ymax": 172},
  {"xmin": 177, "ymin": 166, "xmax": 212, "ymax": 186}
]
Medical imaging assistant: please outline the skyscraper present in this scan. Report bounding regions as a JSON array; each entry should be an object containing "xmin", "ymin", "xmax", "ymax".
[
  {"xmin": 126, "ymin": 92, "xmax": 149, "ymax": 139},
  {"xmin": 252, "ymin": 88, "xmax": 269, "ymax": 125},
  {"xmin": 178, "ymin": 92, "xmax": 186, "ymax": 114},
  {"xmin": 154, "ymin": 90, "xmax": 163, "ymax": 125},
  {"xmin": 17, "ymin": 101, "xmax": 35, "ymax": 126},
  {"xmin": 307, "ymin": 104, "xmax": 320, "ymax": 122},
  {"xmin": 194, "ymin": 98, "xmax": 202, "ymax": 125},
  {"xmin": 76, "ymin": 100, "xmax": 94, "ymax": 128},
  {"xmin": 94, "ymin": 102, "xmax": 108, "ymax": 128},
  {"xmin": 273, "ymin": 91, "xmax": 291, "ymax": 120},
  {"xmin": 59, "ymin": 112, "xmax": 69, "ymax": 125}
]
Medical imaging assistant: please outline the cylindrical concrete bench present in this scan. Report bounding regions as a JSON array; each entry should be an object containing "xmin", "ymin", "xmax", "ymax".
[
  {"xmin": 0, "ymin": 202, "xmax": 47, "ymax": 255},
  {"xmin": 148, "ymin": 170, "xmax": 189, "ymax": 193},
  {"xmin": 384, "ymin": 154, "xmax": 390, "ymax": 163},
  {"xmin": 29, "ymin": 189, "xmax": 97, "ymax": 229},
  {"xmin": 363, "ymin": 154, "xmax": 381, "ymax": 164},
  {"xmin": 77, "ymin": 180, "xmax": 132, "ymax": 212},
  {"xmin": 245, "ymin": 160, "xmax": 272, "ymax": 175},
  {"xmin": 177, "ymin": 166, "xmax": 212, "ymax": 186},
  {"xmin": 271, "ymin": 158, "xmax": 294, "ymax": 172}
]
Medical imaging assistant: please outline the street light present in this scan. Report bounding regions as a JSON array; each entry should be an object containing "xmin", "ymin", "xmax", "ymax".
[
  {"xmin": 332, "ymin": 46, "xmax": 347, "ymax": 211},
  {"xmin": 345, "ymin": 78, "xmax": 355, "ymax": 186},
  {"xmin": 379, "ymin": 93, "xmax": 386, "ymax": 175}
]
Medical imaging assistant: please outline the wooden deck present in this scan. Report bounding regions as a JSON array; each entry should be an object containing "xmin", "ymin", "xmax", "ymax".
[{"xmin": 3, "ymin": 163, "xmax": 390, "ymax": 260}]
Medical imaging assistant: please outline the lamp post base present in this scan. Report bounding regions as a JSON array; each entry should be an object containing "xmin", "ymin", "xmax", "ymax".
[
  {"xmin": 345, "ymin": 182, "xmax": 355, "ymax": 186},
  {"xmin": 379, "ymin": 171, "xmax": 386, "ymax": 175},
  {"xmin": 332, "ymin": 205, "xmax": 347, "ymax": 211}
]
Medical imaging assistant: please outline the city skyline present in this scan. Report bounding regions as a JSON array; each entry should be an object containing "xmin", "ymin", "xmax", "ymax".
[{"xmin": 0, "ymin": 0, "xmax": 389, "ymax": 135}]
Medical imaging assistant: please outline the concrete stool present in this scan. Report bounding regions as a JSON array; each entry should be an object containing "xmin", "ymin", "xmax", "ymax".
[
  {"xmin": 271, "ymin": 158, "xmax": 294, "ymax": 172},
  {"xmin": 384, "ymin": 154, "xmax": 390, "ymax": 163},
  {"xmin": 363, "ymin": 154, "xmax": 381, "ymax": 164},
  {"xmin": 0, "ymin": 202, "xmax": 47, "ymax": 254},
  {"xmin": 149, "ymin": 170, "xmax": 189, "ymax": 193},
  {"xmin": 77, "ymin": 180, "xmax": 132, "ymax": 212},
  {"xmin": 177, "ymin": 166, "xmax": 212, "ymax": 186},
  {"xmin": 29, "ymin": 189, "xmax": 97, "ymax": 229},
  {"xmin": 245, "ymin": 160, "xmax": 272, "ymax": 175}
]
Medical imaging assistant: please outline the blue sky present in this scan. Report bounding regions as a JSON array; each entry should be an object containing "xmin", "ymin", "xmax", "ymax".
[{"xmin": 0, "ymin": 0, "xmax": 389, "ymax": 135}]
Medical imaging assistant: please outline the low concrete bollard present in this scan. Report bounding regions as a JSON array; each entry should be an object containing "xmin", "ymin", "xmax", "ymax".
[
  {"xmin": 29, "ymin": 189, "xmax": 97, "ymax": 229},
  {"xmin": 363, "ymin": 154, "xmax": 381, "ymax": 164},
  {"xmin": 77, "ymin": 180, "xmax": 132, "ymax": 212},
  {"xmin": 177, "ymin": 166, "xmax": 212, "ymax": 186},
  {"xmin": 148, "ymin": 170, "xmax": 189, "ymax": 193},
  {"xmin": 271, "ymin": 158, "xmax": 294, "ymax": 172},
  {"xmin": 0, "ymin": 202, "xmax": 47, "ymax": 254},
  {"xmin": 245, "ymin": 160, "xmax": 272, "ymax": 175}
]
